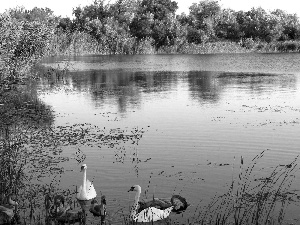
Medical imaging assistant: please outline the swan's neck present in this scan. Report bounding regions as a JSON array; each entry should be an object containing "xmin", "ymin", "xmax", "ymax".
[
  {"xmin": 82, "ymin": 169, "xmax": 87, "ymax": 192},
  {"xmin": 130, "ymin": 190, "xmax": 141, "ymax": 218}
]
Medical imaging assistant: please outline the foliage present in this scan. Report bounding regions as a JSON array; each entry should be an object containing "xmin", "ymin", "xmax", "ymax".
[
  {"xmin": 72, "ymin": 0, "xmax": 109, "ymax": 31},
  {"xmin": 0, "ymin": 12, "xmax": 54, "ymax": 79},
  {"xmin": 2, "ymin": 0, "xmax": 300, "ymax": 58},
  {"xmin": 129, "ymin": 0, "xmax": 180, "ymax": 49},
  {"xmin": 215, "ymin": 9, "xmax": 241, "ymax": 41},
  {"xmin": 9, "ymin": 6, "xmax": 56, "ymax": 23}
]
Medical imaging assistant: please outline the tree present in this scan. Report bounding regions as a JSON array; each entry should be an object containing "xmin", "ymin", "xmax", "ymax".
[
  {"xmin": 72, "ymin": 0, "xmax": 109, "ymax": 31},
  {"xmin": 129, "ymin": 0, "xmax": 179, "ymax": 49},
  {"xmin": 282, "ymin": 14, "xmax": 300, "ymax": 40},
  {"xmin": 187, "ymin": 0, "xmax": 221, "ymax": 42},
  {"xmin": 57, "ymin": 17, "xmax": 73, "ymax": 31},
  {"xmin": 235, "ymin": 7, "xmax": 277, "ymax": 42},
  {"xmin": 215, "ymin": 9, "xmax": 241, "ymax": 41},
  {"xmin": 8, "ymin": 6, "xmax": 55, "ymax": 24},
  {"xmin": 108, "ymin": 0, "xmax": 138, "ymax": 26},
  {"xmin": 139, "ymin": 0, "xmax": 178, "ymax": 20},
  {"xmin": 130, "ymin": 13, "xmax": 153, "ymax": 40}
]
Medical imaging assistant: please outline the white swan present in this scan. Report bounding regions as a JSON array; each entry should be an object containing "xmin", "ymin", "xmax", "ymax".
[
  {"xmin": 128, "ymin": 185, "xmax": 173, "ymax": 222},
  {"xmin": 76, "ymin": 164, "xmax": 97, "ymax": 200}
]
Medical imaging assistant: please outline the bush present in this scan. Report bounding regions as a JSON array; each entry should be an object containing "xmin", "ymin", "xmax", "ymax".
[{"xmin": 0, "ymin": 12, "xmax": 54, "ymax": 79}]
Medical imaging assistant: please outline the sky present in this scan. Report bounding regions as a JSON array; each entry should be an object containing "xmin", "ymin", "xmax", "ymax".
[{"xmin": 1, "ymin": 0, "xmax": 300, "ymax": 18}]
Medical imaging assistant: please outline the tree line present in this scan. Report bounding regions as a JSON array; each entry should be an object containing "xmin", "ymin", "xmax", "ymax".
[
  {"xmin": 2, "ymin": 0, "xmax": 300, "ymax": 62},
  {"xmin": 57, "ymin": 0, "xmax": 300, "ymax": 51}
]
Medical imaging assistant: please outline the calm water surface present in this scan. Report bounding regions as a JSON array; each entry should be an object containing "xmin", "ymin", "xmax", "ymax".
[{"xmin": 38, "ymin": 53, "xmax": 300, "ymax": 224}]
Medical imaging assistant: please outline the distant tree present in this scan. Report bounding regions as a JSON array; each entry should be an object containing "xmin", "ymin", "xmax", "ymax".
[
  {"xmin": 189, "ymin": 0, "xmax": 221, "ymax": 28},
  {"xmin": 187, "ymin": 0, "xmax": 221, "ymax": 43},
  {"xmin": 282, "ymin": 13, "xmax": 300, "ymax": 40},
  {"xmin": 72, "ymin": 0, "xmax": 109, "ymax": 31},
  {"xmin": 9, "ymin": 6, "xmax": 55, "ymax": 24},
  {"xmin": 235, "ymin": 7, "xmax": 281, "ymax": 42},
  {"xmin": 176, "ymin": 13, "xmax": 192, "ymax": 26},
  {"xmin": 130, "ymin": 13, "xmax": 154, "ymax": 40},
  {"xmin": 186, "ymin": 26, "xmax": 206, "ymax": 44},
  {"xmin": 215, "ymin": 9, "xmax": 241, "ymax": 41},
  {"xmin": 57, "ymin": 17, "xmax": 73, "ymax": 31},
  {"xmin": 139, "ymin": 0, "xmax": 178, "ymax": 20},
  {"xmin": 129, "ymin": 0, "xmax": 178, "ymax": 49},
  {"xmin": 108, "ymin": 0, "xmax": 138, "ymax": 26}
]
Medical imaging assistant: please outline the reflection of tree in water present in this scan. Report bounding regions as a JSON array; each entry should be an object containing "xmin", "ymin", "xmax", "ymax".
[
  {"xmin": 188, "ymin": 71, "xmax": 298, "ymax": 104},
  {"xmin": 217, "ymin": 72, "xmax": 298, "ymax": 94},
  {"xmin": 187, "ymin": 71, "xmax": 221, "ymax": 103},
  {"xmin": 69, "ymin": 70, "xmax": 178, "ymax": 113}
]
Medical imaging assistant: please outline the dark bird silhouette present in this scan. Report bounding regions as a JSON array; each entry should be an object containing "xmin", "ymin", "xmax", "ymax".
[{"xmin": 90, "ymin": 196, "xmax": 106, "ymax": 224}]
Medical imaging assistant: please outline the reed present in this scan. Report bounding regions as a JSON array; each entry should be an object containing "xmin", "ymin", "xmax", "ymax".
[
  {"xmin": 255, "ymin": 40, "xmax": 300, "ymax": 53},
  {"xmin": 48, "ymin": 31, "xmax": 249, "ymax": 55},
  {"xmin": 176, "ymin": 41, "xmax": 250, "ymax": 54},
  {"xmin": 48, "ymin": 31, "xmax": 157, "ymax": 56},
  {"xmin": 195, "ymin": 151, "xmax": 299, "ymax": 225}
]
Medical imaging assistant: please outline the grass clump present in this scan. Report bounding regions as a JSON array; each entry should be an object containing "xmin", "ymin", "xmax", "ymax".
[{"xmin": 196, "ymin": 151, "xmax": 299, "ymax": 225}]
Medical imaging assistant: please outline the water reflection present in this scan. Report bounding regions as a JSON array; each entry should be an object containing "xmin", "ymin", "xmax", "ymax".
[
  {"xmin": 37, "ymin": 68, "xmax": 298, "ymax": 114},
  {"xmin": 187, "ymin": 71, "xmax": 221, "ymax": 103},
  {"xmin": 217, "ymin": 72, "xmax": 298, "ymax": 92}
]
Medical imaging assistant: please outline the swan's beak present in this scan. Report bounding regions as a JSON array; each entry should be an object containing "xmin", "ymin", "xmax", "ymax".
[
  {"xmin": 128, "ymin": 186, "xmax": 135, "ymax": 192},
  {"xmin": 80, "ymin": 166, "xmax": 84, "ymax": 172}
]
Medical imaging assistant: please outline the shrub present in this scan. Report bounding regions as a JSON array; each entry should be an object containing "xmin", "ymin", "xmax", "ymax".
[{"xmin": 0, "ymin": 12, "xmax": 54, "ymax": 79}]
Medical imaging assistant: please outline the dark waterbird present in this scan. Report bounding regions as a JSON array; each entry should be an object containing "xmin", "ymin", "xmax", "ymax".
[
  {"xmin": 89, "ymin": 196, "xmax": 106, "ymax": 224},
  {"xmin": 46, "ymin": 194, "xmax": 83, "ymax": 223}
]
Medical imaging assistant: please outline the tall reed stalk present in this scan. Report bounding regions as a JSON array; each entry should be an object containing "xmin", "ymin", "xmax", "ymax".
[{"xmin": 196, "ymin": 151, "xmax": 299, "ymax": 225}]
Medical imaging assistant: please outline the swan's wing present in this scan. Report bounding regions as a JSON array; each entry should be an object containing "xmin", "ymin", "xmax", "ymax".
[
  {"xmin": 134, "ymin": 206, "xmax": 173, "ymax": 222},
  {"xmin": 86, "ymin": 179, "xmax": 97, "ymax": 199},
  {"xmin": 139, "ymin": 198, "xmax": 172, "ymax": 212}
]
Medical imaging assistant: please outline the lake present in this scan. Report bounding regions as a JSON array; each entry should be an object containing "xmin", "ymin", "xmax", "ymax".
[{"xmin": 37, "ymin": 53, "xmax": 300, "ymax": 224}]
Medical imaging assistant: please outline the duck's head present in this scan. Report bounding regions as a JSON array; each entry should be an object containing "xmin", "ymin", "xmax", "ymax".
[
  {"xmin": 80, "ymin": 164, "xmax": 87, "ymax": 172},
  {"xmin": 128, "ymin": 185, "xmax": 141, "ymax": 193}
]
